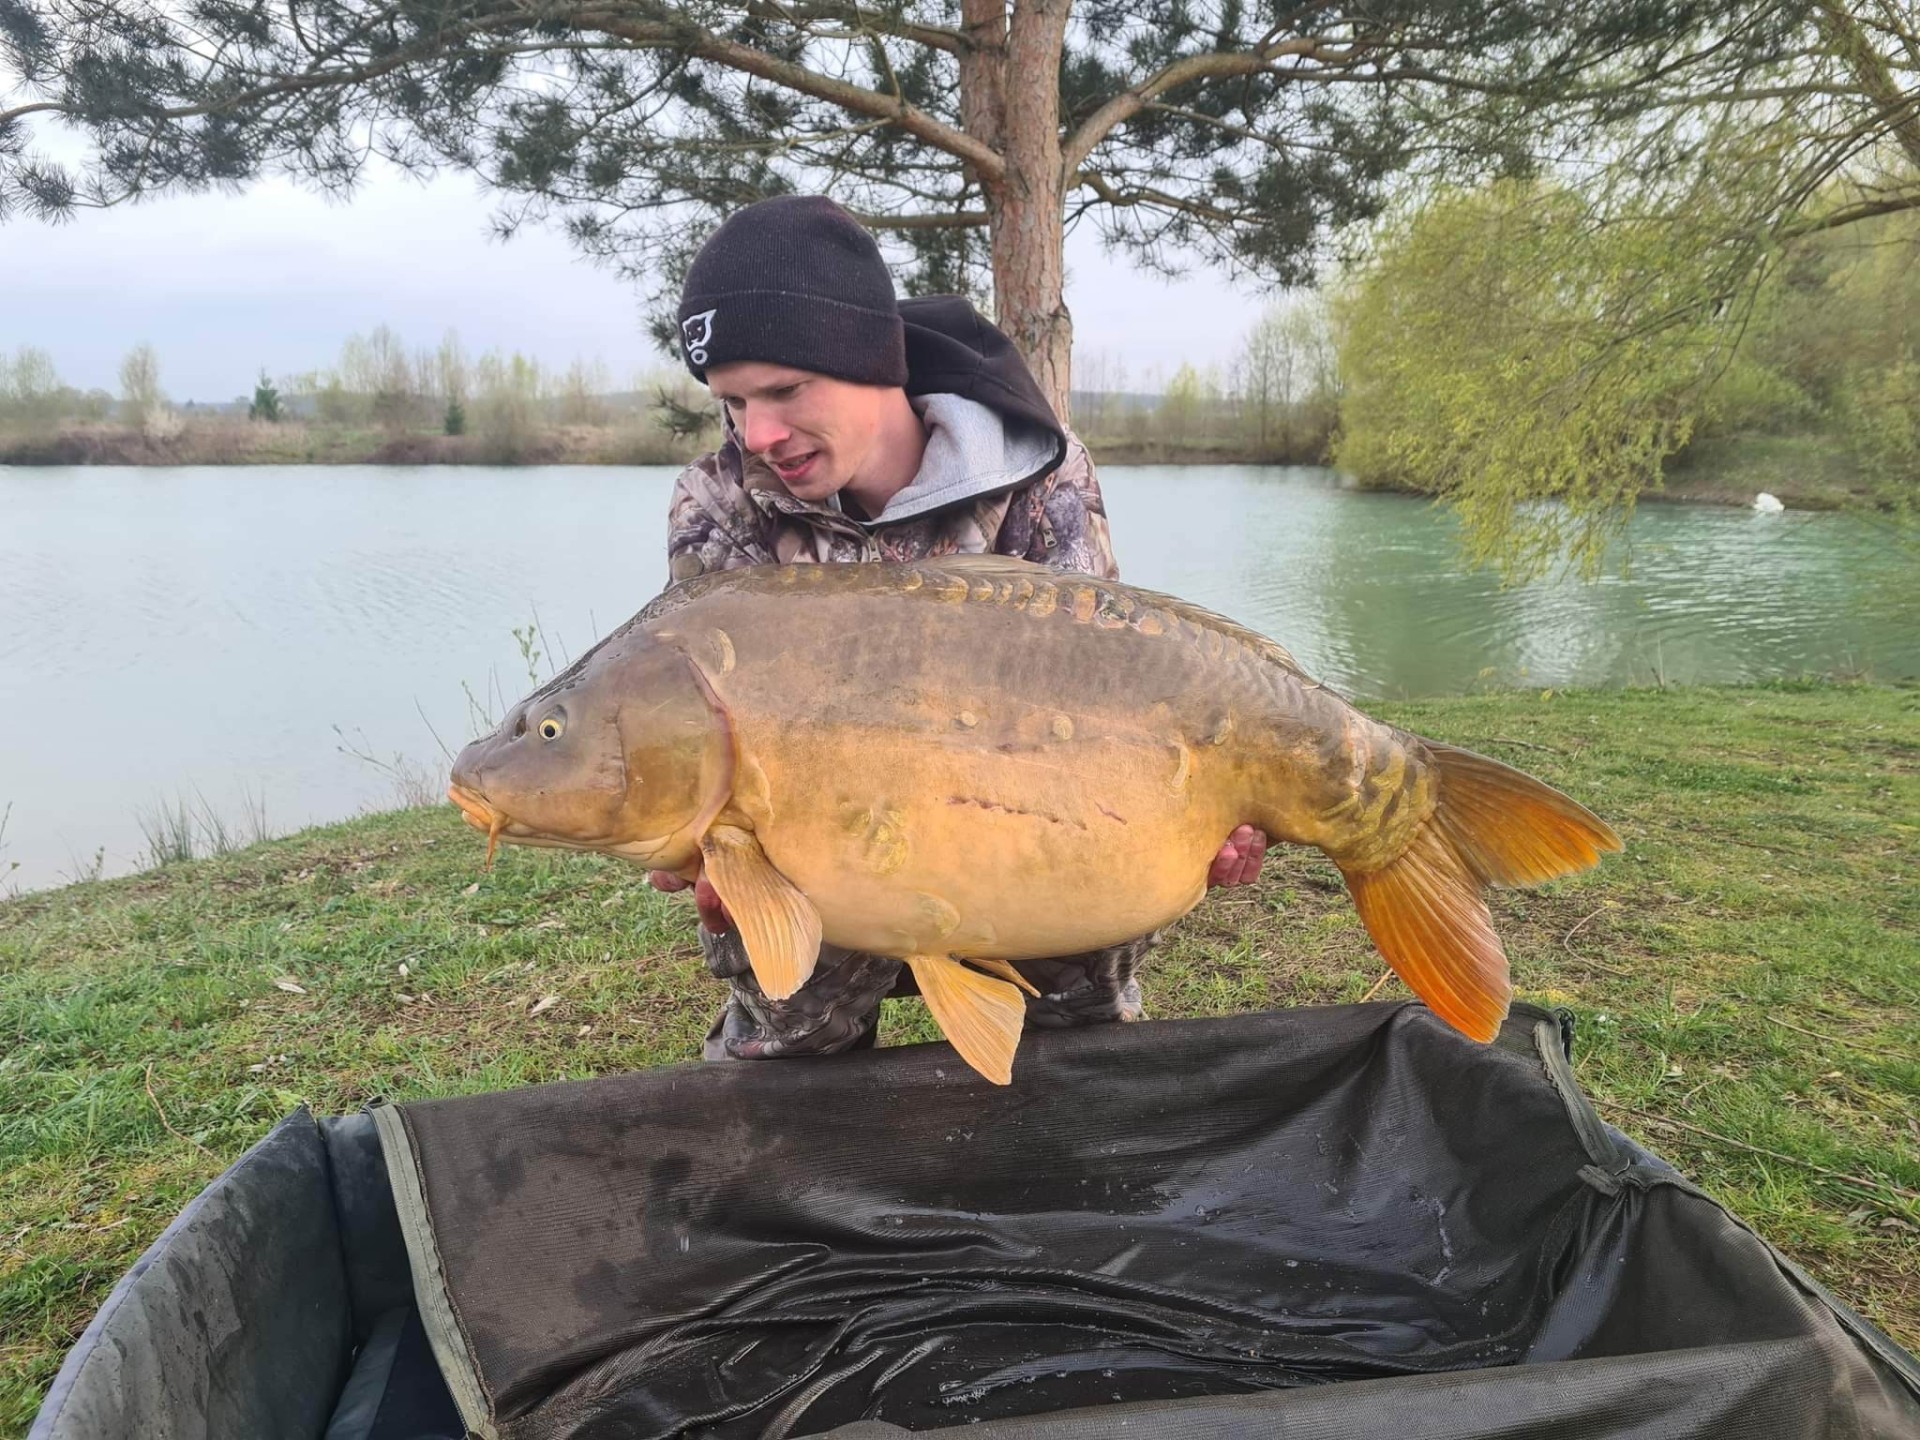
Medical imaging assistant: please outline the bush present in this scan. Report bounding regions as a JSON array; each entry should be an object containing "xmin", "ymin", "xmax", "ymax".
[{"xmin": 1838, "ymin": 358, "xmax": 1920, "ymax": 509}]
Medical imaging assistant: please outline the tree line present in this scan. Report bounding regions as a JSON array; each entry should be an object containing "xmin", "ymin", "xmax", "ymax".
[
  {"xmin": 9, "ymin": 221, "xmax": 1909, "ymax": 509},
  {"xmin": 3, "ymin": 305, "xmax": 1345, "ymax": 465},
  {"xmin": 1073, "ymin": 296, "xmax": 1339, "ymax": 461},
  {"xmin": 0, "ymin": 331, "xmax": 719, "ymax": 462},
  {"xmin": 0, "ymin": 346, "xmax": 152, "ymax": 429}
]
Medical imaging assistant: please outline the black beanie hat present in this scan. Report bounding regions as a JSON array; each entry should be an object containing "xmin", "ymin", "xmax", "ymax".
[{"xmin": 677, "ymin": 195, "xmax": 909, "ymax": 387}]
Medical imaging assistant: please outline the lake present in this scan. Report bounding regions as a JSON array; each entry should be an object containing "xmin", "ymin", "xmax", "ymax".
[{"xmin": 2, "ymin": 464, "xmax": 1914, "ymax": 895}]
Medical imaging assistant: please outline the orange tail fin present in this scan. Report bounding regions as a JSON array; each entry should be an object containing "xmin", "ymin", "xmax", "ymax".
[{"xmin": 1341, "ymin": 742, "xmax": 1623, "ymax": 1042}]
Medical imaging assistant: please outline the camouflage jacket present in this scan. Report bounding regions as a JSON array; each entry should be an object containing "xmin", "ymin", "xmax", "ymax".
[
  {"xmin": 666, "ymin": 408, "xmax": 1118, "ymax": 583},
  {"xmin": 664, "ymin": 397, "xmax": 1156, "ymax": 1060}
]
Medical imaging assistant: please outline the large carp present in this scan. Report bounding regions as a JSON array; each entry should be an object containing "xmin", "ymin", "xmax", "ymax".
[{"xmin": 449, "ymin": 558, "xmax": 1620, "ymax": 1084}]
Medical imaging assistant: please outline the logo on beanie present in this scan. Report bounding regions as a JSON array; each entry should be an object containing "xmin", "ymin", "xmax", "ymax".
[{"xmin": 682, "ymin": 309, "xmax": 717, "ymax": 367}]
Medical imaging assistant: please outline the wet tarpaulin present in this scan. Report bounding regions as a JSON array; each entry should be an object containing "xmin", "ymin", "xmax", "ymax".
[{"xmin": 372, "ymin": 1002, "xmax": 1920, "ymax": 1439}]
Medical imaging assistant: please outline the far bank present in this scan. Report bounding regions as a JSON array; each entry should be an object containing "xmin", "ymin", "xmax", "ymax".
[{"xmin": 0, "ymin": 417, "xmax": 1883, "ymax": 513}]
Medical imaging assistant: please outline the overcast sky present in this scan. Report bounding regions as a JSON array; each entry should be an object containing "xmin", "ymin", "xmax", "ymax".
[{"xmin": 3, "ymin": 162, "xmax": 1266, "ymax": 402}]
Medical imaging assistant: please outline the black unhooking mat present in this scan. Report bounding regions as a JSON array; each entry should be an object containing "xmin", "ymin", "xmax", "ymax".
[{"xmin": 365, "ymin": 1002, "xmax": 1920, "ymax": 1439}]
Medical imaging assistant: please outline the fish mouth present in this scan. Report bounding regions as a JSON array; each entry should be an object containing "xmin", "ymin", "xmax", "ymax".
[
  {"xmin": 446, "ymin": 782, "xmax": 668, "ymax": 866},
  {"xmin": 447, "ymin": 782, "xmax": 495, "ymax": 829},
  {"xmin": 448, "ymin": 783, "xmax": 512, "ymax": 866}
]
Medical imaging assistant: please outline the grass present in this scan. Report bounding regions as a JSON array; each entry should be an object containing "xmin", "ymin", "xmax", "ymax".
[{"xmin": 2, "ymin": 682, "xmax": 1916, "ymax": 1432}]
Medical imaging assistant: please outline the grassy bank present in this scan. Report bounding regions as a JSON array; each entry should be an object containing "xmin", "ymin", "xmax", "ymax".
[
  {"xmin": 2, "ymin": 682, "xmax": 1916, "ymax": 1430},
  {"xmin": 1659, "ymin": 432, "xmax": 1880, "ymax": 510}
]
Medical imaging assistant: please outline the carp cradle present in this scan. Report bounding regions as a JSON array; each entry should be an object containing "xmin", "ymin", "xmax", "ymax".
[{"xmin": 28, "ymin": 1002, "xmax": 1920, "ymax": 1440}]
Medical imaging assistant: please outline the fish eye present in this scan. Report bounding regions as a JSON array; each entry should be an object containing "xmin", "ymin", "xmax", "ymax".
[{"xmin": 538, "ymin": 714, "xmax": 564, "ymax": 741}]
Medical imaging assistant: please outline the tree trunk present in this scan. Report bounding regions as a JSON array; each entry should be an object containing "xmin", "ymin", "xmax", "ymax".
[{"xmin": 976, "ymin": 0, "xmax": 1073, "ymax": 421}]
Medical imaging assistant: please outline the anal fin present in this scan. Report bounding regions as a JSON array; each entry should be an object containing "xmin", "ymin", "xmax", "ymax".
[
  {"xmin": 906, "ymin": 955, "xmax": 1026, "ymax": 1086},
  {"xmin": 700, "ymin": 825, "xmax": 822, "ymax": 1001}
]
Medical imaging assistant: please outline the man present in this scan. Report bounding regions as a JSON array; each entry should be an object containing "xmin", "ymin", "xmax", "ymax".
[{"xmin": 648, "ymin": 194, "xmax": 1267, "ymax": 1061}]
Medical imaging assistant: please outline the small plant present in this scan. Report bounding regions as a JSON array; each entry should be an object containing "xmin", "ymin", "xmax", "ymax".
[
  {"xmin": 0, "ymin": 800, "xmax": 19, "ymax": 894},
  {"xmin": 335, "ymin": 726, "xmax": 443, "ymax": 810},
  {"xmin": 511, "ymin": 624, "xmax": 542, "ymax": 686},
  {"xmin": 444, "ymin": 396, "xmax": 466, "ymax": 436},
  {"xmin": 234, "ymin": 784, "xmax": 272, "ymax": 847},
  {"xmin": 461, "ymin": 677, "xmax": 501, "ymax": 736},
  {"xmin": 61, "ymin": 846, "xmax": 105, "ymax": 885},
  {"xmin": 133, "ymin": 789, "xmax": 273, "ymax": 869},
  {"xmin": 248, "ymin": 369, "xmax": 282, "ymax": 423}
]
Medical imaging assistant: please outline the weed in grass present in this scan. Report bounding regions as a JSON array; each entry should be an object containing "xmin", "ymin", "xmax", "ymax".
[{"xmin": 56, "ymin": 846, "xmax": 106, "ymax": 887}]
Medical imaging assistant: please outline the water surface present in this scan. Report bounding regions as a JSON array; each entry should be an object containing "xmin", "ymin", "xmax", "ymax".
[{"xmin": 2, "ymin": 464, "xmax": 1912, "ymax": 894}]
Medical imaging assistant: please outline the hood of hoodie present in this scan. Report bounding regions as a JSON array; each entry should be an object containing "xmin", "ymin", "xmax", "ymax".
[
  {"xmin": 899, "ymin": 296, "xmax": 1064, "ymax": 452},
  {"xmin": 850, "ymin": 392, "xmax": 1054, "ymax": 525},
  {"xmin": 724, "ymin": 295, "xmax": 1069, "ymax": 525}
]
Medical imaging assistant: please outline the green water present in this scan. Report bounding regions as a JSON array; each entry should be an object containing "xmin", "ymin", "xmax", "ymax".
[{"xmin": 1104, "ymin": 467, "xmax": 1916, "ymax": 698}]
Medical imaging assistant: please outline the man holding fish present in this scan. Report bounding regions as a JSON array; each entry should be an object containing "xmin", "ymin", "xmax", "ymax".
[
  {"xmin": 647, "ymin": 195, "xmax": 1270, "ymax": 1063},
  {"xmin": 447, "ymin": 195, "xmax": 1618, "ymax": 1084}
]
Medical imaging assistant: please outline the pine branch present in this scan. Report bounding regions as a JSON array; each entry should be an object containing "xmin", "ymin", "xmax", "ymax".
[
  {"xmin": 1060, "ymin": 33, "xmax": 1358, "ymax": 178},
  {"xmin": 573, "ymin": 5, "xmax": 1003, "ymax": 178},
  {"xmin": 1074, "ymin": 168, "xmax": 1240, "ymax": 226}
]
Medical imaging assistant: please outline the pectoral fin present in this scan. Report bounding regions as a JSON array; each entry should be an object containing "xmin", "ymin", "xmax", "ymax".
[
  {"xmin": 906, "ymin": 955, "xmax": 1026, "ymax": 1086},
  {"xmin": 700, "ymin": 825, "xmax": 821, "ymax": 1001}
]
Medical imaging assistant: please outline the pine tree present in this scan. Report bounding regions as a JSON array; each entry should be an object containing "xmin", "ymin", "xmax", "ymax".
[{"xmin": 248, "ymin": 370, "xmax": 282, "ymax": 423}]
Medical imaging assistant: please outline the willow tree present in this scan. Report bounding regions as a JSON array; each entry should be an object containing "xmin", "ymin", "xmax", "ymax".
[
  {"xmin": 1, "ymin": 0, "xmax": 1804, "ymax": 412},
  {"xmin": 1331, "ymin": 0, "xmax": 1919, "ymax": 576}
]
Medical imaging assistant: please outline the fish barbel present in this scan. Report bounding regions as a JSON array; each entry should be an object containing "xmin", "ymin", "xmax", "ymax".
[{"xmin": 449, "ymin": 558, "xmax": 1621, "ymax": 1083}]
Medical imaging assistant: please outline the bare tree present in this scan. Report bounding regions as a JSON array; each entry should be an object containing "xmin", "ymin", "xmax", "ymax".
[{"xmin": 118, "ymin": 343, "xmax": 165, "ymax": 429}]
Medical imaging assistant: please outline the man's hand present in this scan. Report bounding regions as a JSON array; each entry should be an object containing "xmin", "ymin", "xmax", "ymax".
[
  {"xmin": 648, "ymin": 869, "xmax": 734, "ymax": 933},
  {"xmin": 1208, "ymin": 825, "xmax": 1268, "ymax": 888}
]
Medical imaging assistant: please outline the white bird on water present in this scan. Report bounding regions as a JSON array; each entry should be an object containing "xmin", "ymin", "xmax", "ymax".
[{"xmin": 1753, "ymin": 492, "xmax": 1786, "ymax": 513}]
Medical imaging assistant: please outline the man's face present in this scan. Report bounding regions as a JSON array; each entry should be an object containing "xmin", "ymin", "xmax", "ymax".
[{"xmin": 705, "ymin": 361, "xmax": 892, "ymax": 502}]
